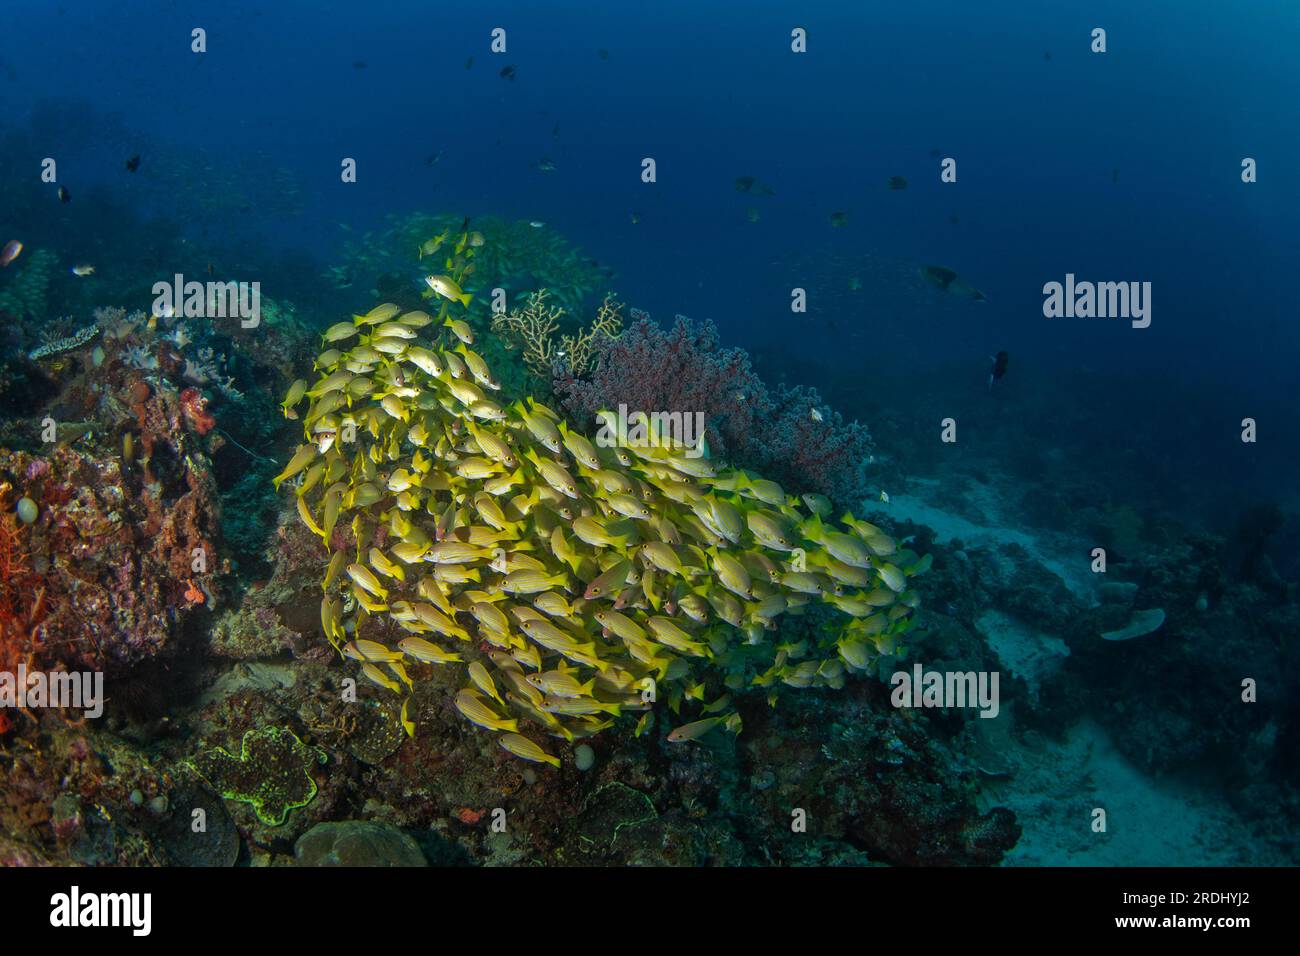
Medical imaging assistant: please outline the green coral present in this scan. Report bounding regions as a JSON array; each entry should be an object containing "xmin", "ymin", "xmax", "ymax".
[
  {"xmin": 188, "ymin": 727, "xmax": 326, "ymax": 827},
  {"xmin": 577, "ymin": 783, "xmax": 659, "ymax": 852},
  {"xmin": 335, "ymin": 212, "xmax": 606, "ymax": 318}
]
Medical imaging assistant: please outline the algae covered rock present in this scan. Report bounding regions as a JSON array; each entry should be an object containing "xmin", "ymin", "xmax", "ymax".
[
  {"xmin": 188, "ymin": 726, "xmax": 326, "ymax": 827},
  {"xmin": 295, "ymin": 820, "xmax": 426, "ymax": 867}
]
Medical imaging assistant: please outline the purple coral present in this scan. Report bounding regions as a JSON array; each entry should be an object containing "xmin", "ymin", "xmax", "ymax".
[
  {"xmin": 758, "ymin": 384, "xmax": 874, "ymax": 507},
  {"xmin": 555, "ymin": 313, "xmax": 762, "ymax": 459},
  {"xmin": 554, "ymin": 310, "xmax": 873, "ymax": 505}
]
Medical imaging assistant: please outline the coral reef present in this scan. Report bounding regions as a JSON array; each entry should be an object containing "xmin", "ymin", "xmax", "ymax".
[
  {"xmin": 282, "ymin": 285, "xmax": 929, "ymax": 764},
  {"xmin": 556, "ymin": 310, "xmax": 873, "ymax": 504},
  {"xmin": 295, "ymin": 820, "xmax": 426, "ymax": 866},
  {"xmin": 0, "ymin": 440, "xmax": 219, "ymax": 670},
  {"xmin": 188, "ymin": 726, "xmax": 327, "ymax": 827},
  {"xmin": 556, "ymin": 311, "xmax": 770, "ymax": 459},
  {"xmin": 0, "ymin": 215, "xmax": 1036, "ymax": 869},
  {"xmin": 492, "ymin": 289, "xmax": 624, "ymax": 379},
  {"xmin": 27, "ymin": 322, "xmax": 100, "ymax": 361}
]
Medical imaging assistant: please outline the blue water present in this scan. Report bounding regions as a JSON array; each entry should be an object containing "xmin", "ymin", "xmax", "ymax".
[
  {"xmin": 5, "ymin": 0, "xmax": 1297, "ymax": 385},
  {"xmin": 2, "ymin": 0, "xmax": 1298, "ymax": 867}
]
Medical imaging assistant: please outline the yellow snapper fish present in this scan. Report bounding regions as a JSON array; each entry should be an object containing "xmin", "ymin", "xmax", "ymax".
[
  {"xmin": 280, "ymin": 298, "xmax": 927, "ymax": 749},
  {"xmin": 424, "ymin": 274, "xmax": 472, "ymax": 307},
  {"xmin": 498, "ymin": 732, "xmax": 560, "ymax": 768},
  {"xmin": 455, "ymin": 689, "xmax": 519, "ymax": 732}
]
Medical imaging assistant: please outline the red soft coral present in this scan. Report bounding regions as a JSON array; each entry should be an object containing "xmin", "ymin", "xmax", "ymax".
[
  {"xmin": 178, "ymin": 387, "xmax": 215, "ymax": 435},
  {"xmin": 554, "ymin": 310, "xmax": 873, "ymax": 505},
  {"xmin": 555, "ymin": 312, "xmax": 766, "ymax": 460}
]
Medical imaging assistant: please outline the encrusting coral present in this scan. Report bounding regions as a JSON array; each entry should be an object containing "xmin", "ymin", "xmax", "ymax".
[{"xmin": 276, "ymin": 224, "xmax": 929, "ymax": 767}]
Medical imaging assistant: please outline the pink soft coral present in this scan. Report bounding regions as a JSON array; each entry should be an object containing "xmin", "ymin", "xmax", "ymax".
[{"xmin": 555, "ymin": 310, "xmax": 872, "ymax": 504}]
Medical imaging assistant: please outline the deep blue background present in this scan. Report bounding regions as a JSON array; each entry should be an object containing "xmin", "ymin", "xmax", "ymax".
[{"xmin": 1, "ymin": 0, "xmax": 1296, "ymax": 463}]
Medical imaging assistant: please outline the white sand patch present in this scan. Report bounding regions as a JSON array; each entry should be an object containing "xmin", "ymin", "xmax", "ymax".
[
  {"xmin": 983, "ymin": 718, "xmax": 1281, "ymax": 866},
  {"xmin": 977, "ymin": 609, "xmax": 1069, "ymax": 700},
  {"xmin": 867, "ymin": 477, "xmax": 1096, "ymax": 601}
]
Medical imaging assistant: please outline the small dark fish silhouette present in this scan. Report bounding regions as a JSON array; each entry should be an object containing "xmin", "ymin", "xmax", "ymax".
[
  {"xmin": 1044, "ymin": 51, "xmax": 1052, "ymax": 61},
  {"xmin": 499, "ymin": 64, "xmax": 516, "ymax": 81},
  {"xmin": 921, "ymin": 264, "xmax": 986, "ymax": 301},
  {"xmin": 1111, "ymin": 168, "xmax": 1119, "ymax": 184},
  {"xmin": 598, "ymin": 49, "xmax": 610, "ymax": 60},
  {"xmin": 125, "ymin": 154, "xmax": 141, "ymax": 172},
  {"xmin": 887, "ymin": 176, "xmax": 907, "ymax": 190},
  {"xmin": 988, "ymin": 350, "xmax": 1009, "ymax": 389},
  {"xmin": 425, "ymin": 151, "xmax": 443, "ymax": 166},
  {"xmin": 734, "ymin": 175, "xmax": 755, "ymax": 193},
  {"xmin": 466, "ymin": 56, "xmax": 473, "ymax": 70},
  {"xmin": 922, "ymin": 264, "xmax": 958, "ymax": 290},
  {"xmin": 57, "ymin": 185, "xmax": 70, "ymax": 203},
  {"xmin": 352, "ymin": 60, "xmax": 367, "ymax": 69}
]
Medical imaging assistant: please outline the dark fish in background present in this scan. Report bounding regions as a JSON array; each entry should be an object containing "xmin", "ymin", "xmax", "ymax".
[
  {"xmin": 598, "ymin": 49, "xmax": 610, "ymax": 60},
  {"xmin": 532, "ymin": 158, "xmax": 557, "ymax": 173},
  {"xmin": 921, "ymin": 264, "xmax": 986, "ymax": 301},
  {"xmin": 988, "ymin": 350, "xmax": 1009, "ymax": 389},
  {"xmin": 425, "ymin": 151, "xmax": 443, "ymax": 166},
  {"xmin": 888, "ymin": 175, "xmax": 907, "ymax": 190},
  {"xmin": 929, "ymin": 148, "xmax": 941, "ymax": 158},
  {"xmin": 1044, "ymin": 51, "xmax": 1052, "ymax": 60},
  {"xmin": 830, "ymin": 211, "xmax": 848, "ymax": 227},
  {"xmin": 125, "ymin": 154, "xmax": 141, "ymax": 172},
  {"xmin": 58, "ymin": 185, "xmax": 70, "ymax": 203},
  {"xmin": 552, "ymin": 121, "xmax": 560, "ymax": 137},
  {"xmin": 352, "ymin": 60, "xmax": 367, "ymax": 69},
  {"xmin": 499, "ymin": 64, "xmax": 516, "ymax": 81},
  {"xmin": 1111, "ymin": 168, "xmax": 1119, "ymax": 184},
  {"xmin": 949, "ymin": 214, "xmax": 959, "ymax": 225},
  {"xmin": 465, "ymin": 56, "xmax": 473, "ymax": 70},
  {"xmin": 734, "ymin": 175, "xmax": 774, "ymax": 195},
  {"xmin": 923, "ymin": 265, "xmax": 959, "ymax": 290}
]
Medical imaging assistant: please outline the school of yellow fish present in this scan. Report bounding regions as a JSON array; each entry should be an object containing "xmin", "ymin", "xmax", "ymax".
[{"xmin": 276, "ymin": 226, "xmax": 930, "ymax": 768}]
